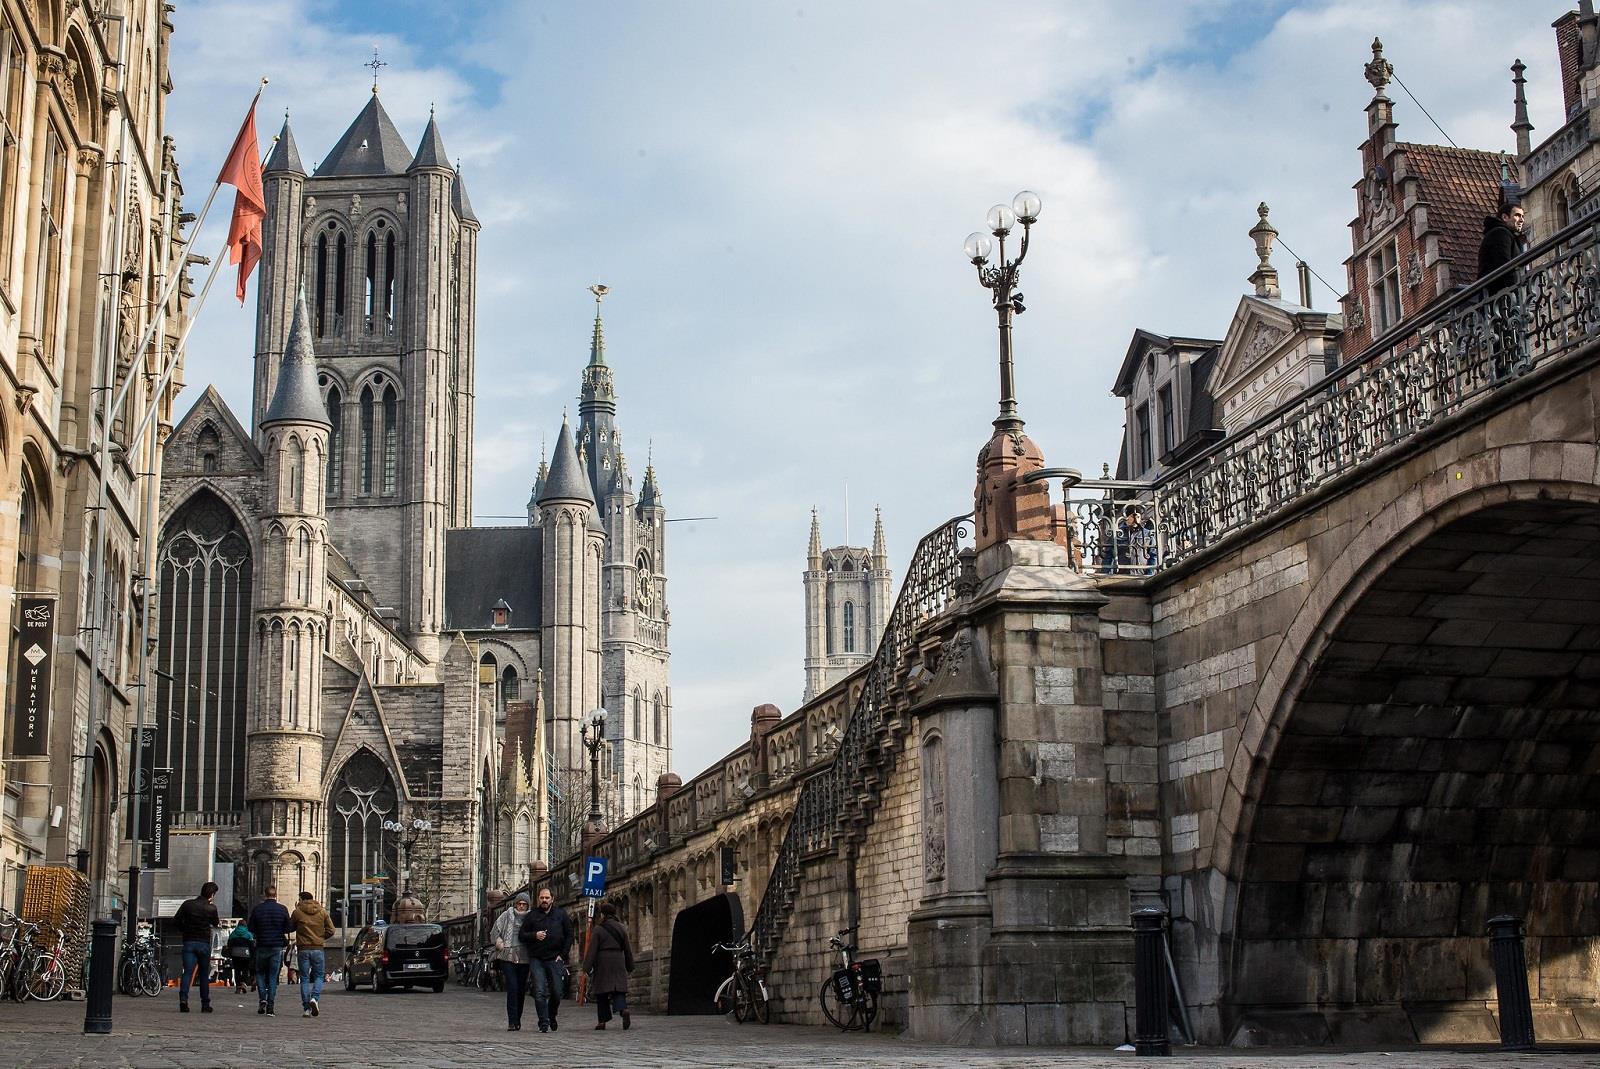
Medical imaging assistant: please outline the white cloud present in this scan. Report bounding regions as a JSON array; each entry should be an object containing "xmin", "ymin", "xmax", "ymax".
[{"xmin": 166, "ymin": 0, "xmax": 1572, "ymax": 782}]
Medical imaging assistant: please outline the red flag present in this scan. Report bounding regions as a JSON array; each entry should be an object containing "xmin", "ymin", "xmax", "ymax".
[{"xmin": 217, "ymin": 102, "xmax": 266, "ymax": 304}]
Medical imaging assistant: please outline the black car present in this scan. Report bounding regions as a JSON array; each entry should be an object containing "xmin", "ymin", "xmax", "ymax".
[{"xmin": 344, "ymin": 923, "xmax": 449, "ymax": 993}]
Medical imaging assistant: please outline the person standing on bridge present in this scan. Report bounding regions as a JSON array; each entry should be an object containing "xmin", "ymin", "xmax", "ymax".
[
  {"xmin": 583, "ymin": 901, "xmax": 634, "ymax": 1030},
  {"xmin": 519, "ymin": 887, "xmax": 573, "ymax": 1033},
  {"xmin": 491, "ymin": 892, "xmax": 532, "ymax": 1030},
  {"xmin": 1478, "ymin": 189, "xmax": 1526, "ymax": 292}
]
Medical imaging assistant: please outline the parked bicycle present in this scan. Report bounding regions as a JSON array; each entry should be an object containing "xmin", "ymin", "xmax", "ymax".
[
  {"xmin": 0, "ymin": 909, "xmax": 73, "ymax": 1001},
  {"xmin": 118, "ymin": 923, "xmax": 164, "ymax": 997},
  {"xmin": 819, "ymin": 926, "xmax": 879, "ymax": 1031},
  {"xmin": 711, "ymin": 939, "xmax": 770, "ymax": 1024}
]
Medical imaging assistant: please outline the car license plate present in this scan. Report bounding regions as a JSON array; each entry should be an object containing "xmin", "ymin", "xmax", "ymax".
[{"xmin": 404, "ymin": 962, "xmax": 429, "ymax": 971}]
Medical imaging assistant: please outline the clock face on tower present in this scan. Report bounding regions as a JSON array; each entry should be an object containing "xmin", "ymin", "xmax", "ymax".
[{"xmin": 636, "ymin": 574, "xmax": 654, "ymax": 610}]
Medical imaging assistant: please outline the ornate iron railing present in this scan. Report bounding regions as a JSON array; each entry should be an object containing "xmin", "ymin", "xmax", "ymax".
[
  {"xmin": 1054, "ymin": 216, "xmax": 1600, "ymax": 577},
  {"xmin": 748, "ymin": 513, "xmax": 972, "ymax": 959}
]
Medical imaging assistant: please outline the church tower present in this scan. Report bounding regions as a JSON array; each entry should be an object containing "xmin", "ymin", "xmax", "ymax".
[
  {"xmin": 252, "ymin": 92, "xmax": 480, "ymax": 662},
  {"xmin": 574, "ymin": 290, "xmax": 671, "ymax": 821},
  {"xmin": 246, "ymin": 291, "xmax": 331, "ymax": 904},
  {"xmin": 803, "ymin": 508, "xmax": 891, "ymax": 700}
]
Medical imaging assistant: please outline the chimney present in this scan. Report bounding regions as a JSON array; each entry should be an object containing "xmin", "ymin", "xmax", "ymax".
[
  {"xmin": 1556, "ymin": 12, "xmax": 1585, "ymax": 118},
  {"xmin": 1297, "ymin": 261, "xmax": 1313, "ymax": 310}
]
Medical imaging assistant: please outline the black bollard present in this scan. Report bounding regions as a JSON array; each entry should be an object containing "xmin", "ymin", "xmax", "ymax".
[
  {"xmin": 1487, "ymin": 915, "xmax": 1535, "ymax": 1051},
  {"xmin": 1132, "ymin": 906, "xmax": 1171, "ymax": 1056},
  {"xmin": 83, "ymin": 917, "xmax": 117, "ymax": 1034}
]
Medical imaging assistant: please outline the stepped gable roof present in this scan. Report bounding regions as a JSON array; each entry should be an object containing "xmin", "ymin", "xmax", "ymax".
[
  {"xmin": 261, "ymin": 290, "xmax": 330, "ymax": 428},
  {"xmin": 537, "ymin": 419, "xmax": 594, "ymax": 505},
  {"xmin": 1397, "ymin": 143, "xmax": 1512, "ymax": 275},
  {"xmin": 443, "ymin": 527, "xmax": 542, "ymax": 631},
  {"xmin": 317, "ymin": 93, "xmax": 413, "ymax": 177}
]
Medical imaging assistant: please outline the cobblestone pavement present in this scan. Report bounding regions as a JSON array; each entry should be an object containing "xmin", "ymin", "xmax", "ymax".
[{"xmin": 2, "ymin": 986, "xmax": 1599, "ymax": 1068}]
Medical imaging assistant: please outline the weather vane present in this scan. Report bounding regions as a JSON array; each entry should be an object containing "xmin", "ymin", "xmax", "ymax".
[
  {"xmin": 589, "ymin": 283, "xmax": 610, "ymax": 306},
  {"xmin": 366, "ymin": 46, "xmax": 387, "ymax": 93}
]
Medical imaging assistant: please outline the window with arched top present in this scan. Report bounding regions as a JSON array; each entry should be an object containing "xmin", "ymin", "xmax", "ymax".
[
  {"xmin": 35, "ymin": 126, "xmax": 68, "ymax": 372},
  {"xmin": 502, "ymin": 665, "xmax": 519, "ymax": 702},
  {"xmin": 382, "ymin": 386, "xmax": 399, "ymax": 496},
  {"xmin": 843, "ymin": 600, "xmax": 856, "ymax": 652},
  {"xmin": 328, "ymin": 750, "xmax": 398, "ymax": 929},
  {"xmin": 384, "ymin": 231, "xmax": 397, "ymax": 331},
  {"xmin": 313, "ymin": 222, "xmax": 348, "ymax": 338},
  {"xmin": 653, "ymin": 693, "xmax": 664, "ymax": 745},
  {"xmin": 0, "ymin": 20, "xmax": 22, "ymax": 293},
  {"xmin": 323, "ymin": 383, "xmax": 343, "ymax": 495},
  {"xmin": 633, "ymin": 689, "xmax": 644, "ymax": 741},
  {"xmin": 358, "ymin": 387, "xmax": 374, "ymax": 495}
]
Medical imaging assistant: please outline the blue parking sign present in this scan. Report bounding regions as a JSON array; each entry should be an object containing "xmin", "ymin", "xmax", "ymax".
[{"xmin": 582, "ymin": 856, "xmax": 608, "ymax": 898}]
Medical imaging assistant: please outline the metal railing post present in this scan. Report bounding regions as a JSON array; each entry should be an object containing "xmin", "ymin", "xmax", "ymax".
[{"xmin": 1131, "ymin": 906, "xmax": 1171, "ymax": 1056}]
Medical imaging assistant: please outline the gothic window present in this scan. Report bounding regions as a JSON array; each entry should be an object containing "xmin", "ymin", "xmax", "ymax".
[
  {"xmin": 154, "ymin": 491, "xmax": 253, "ymax": 815},
  {"xmin": 384, "ymin": 231, "xmax": 397, "ymax": 332},
  {"xmin": 295, "ymin": 527, "xmax": 309, "ymax": 601},
  {"xmin": 335, "ymin": 232, "xmax": 347, "ymax": 330},
  {"xmin": 0, "ymin": 20, "xmax": 21, "ymax": 292},
  {"xmin": 843, "ymin": 601, "xmax": 856, "ymax": 653},
  {"xmin": 14, "ymin": 464, "xmax": 38, "ymax": 594},
  {"xmin": 633, "ymin": 689, "xmax": 644, "ymax": 740},
  {"xmin": 287, "ymin": 436, "xmax": 303, "ymax": 505},
  {"xmin": 653, "ymin": 693, "xmax": 664, "ymax": 745},
  {"xmin": 841, "ymin": 559, "xmax": 853, "ymax": 572},
  {"xmin": 633, "ymin": 775, "xmax": 643, "ymax": 815},
  {"xmin": 197, "ymin": 424, "xmax": 220, "ymax": 473},
  {"xmin": 323, "ymin": 382, "xmax": 343, "ymax": 495},
  {"xmin": 1369, "ymin": 240, "xmax": 1402, "ymax": 332},
  {"xmin": 358, "ymin": 387, "xmax": 374, "ymax": 495},
  {"xmin": 314, "ymin": 223, "xmax": 347, "ymax": 336},
  {"xmin": 1555, "ymin": 186, "xmax": 1571, "ymax": 231},
  {"xmin": 328, "ymin": 751, "xmax": 398, "ymax": 930},
  {"xmin": 502, "ymin": 666, "xmax": 519, "ymax": 702},
  {"xmin": 364, "ymin": 231, "xmax": 377, "ymax": 328},
  {"xmin": 315, "ymin": 233, "xmax": 328, "ymax": 334},
  {"xmin": 287, "ymin": 629, "xmax": 300, "ymax": 727},
  {"xmin": 35, "ymin": 127, "xmax": 67, "ymax": 370},
  {"xmin": 825, "ymin": 599, "xmax": 834, "ymax": 655},
  {"xmin": 382, "ymin": 386, "xmax": 399, "ymax": 496}
]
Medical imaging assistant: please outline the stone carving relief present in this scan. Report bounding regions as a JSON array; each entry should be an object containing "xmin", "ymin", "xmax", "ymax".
[
  {"xmin": 1239, "ymin": 321, "xmax": 1288, "ymax": 372},
  {"xmin": 922, "ymin": 735, "xmax": 946, "ymax": 884},
  {"xmin": 351, "ymin": 194, "xmax": 363, "ymax": 216},
  {"xmin": 1361, "ymin": 165, "xmax": 1396, "ymax": 236},
  {"xmin": 1405, "ymin": 251, "xmax": 1423, "ymax": 289},
  {"xmin": 1345, "ymin": 295, "xmax": 1365, "ymax": 329}
]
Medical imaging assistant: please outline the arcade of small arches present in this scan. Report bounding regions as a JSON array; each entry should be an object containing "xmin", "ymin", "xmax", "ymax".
[
  {"xmin": 315, "ymin": 372, "xmax": 403, "ymax": 500},
  {"xmin": 306, "ymin": 214, "xmax": 402, "ymax": 341}
]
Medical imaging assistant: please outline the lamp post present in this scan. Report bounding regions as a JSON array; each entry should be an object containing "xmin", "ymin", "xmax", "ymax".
[
  {"xmin": 963, "ymin": 190, "xmax": 1042, "ymax": 436},
  {"xmin": 581, "ymin": 709, "xmax": 608, "ymax": 825}
]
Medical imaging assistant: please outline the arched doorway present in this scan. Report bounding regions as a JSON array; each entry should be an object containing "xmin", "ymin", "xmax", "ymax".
[
  {"xmin": 1227, "ymin": 500, "xmax": 1600, "ymax": 1044},
  {"xmin": 667, "ymin": 892, "xmax": 744, "ymax": 1014},
  {"xmin": 327, "ymin": 750, "xmax": 398, "ymax": 933}
]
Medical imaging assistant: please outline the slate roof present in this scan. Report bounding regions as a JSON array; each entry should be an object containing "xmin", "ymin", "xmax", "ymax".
[
  {"xmin": 317, "ymin": 94, "xmax": 413, "ymax": 177},
  {"xmin": 538, "ymin": 420, "xmax": 594, "ymax": 505},
  {"xmin": 264, "ymin": 117, "xmax": 305, "ymax": 175},
  {"xmin": 1399, "ymin": 143, "xmax": 1514, "ymax": 277},
  {"xmin": 444, "ymin": 527, "xmax": 541, "ymax": 630},
  {"xmin": 261, "ymin": 290, "xmax": 330, "ymax": 427},
  {"xmin": 409, "ymin": 114, "xmax": 450, "ymax": 172},
  {"xmin": 452, "ymin": 169, "xmax": 479, "ymax": 224}
]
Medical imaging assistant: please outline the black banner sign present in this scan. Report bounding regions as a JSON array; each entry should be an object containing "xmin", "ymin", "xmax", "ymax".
[
  {"xmin": 127, "ymin": 728, "xmax": 156, "ymax": 839},
  {"xmin": 10, "ymin": 597, "xmax": 55, "ymax": 757},
  {"xmin": 146, "ymin": 770, "xmax": 170, "ymax": 869}
]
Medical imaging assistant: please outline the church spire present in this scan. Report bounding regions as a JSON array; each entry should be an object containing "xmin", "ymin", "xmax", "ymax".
[
  {"xmin": 589, "ymin": 283, "xmax": 608, "ymax": 367},
  {"xmin": 264, "ymin": 112, "xmax": 305, "ymax": 176},
  {"xmin": 872, "ymin": 506, "xmax": 887, "ymax": 567},
  {"xmin": 808, "ymin": 508, "xmax": 823, "ymax": 568},
  {"xmin": 262, "ymin": 289, "xmax": 330, "ymax": 428}
]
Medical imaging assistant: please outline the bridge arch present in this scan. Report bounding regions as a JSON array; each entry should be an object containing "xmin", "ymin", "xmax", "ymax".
[{"xmin": 1218, "ymin": 467, "xmax": 1600, "ymax": 1043}]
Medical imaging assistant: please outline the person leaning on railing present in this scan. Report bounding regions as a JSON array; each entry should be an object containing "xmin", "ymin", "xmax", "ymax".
[{"xmin": 1478, "ymin": 186, "xmax": 1527, "ymax": 293}]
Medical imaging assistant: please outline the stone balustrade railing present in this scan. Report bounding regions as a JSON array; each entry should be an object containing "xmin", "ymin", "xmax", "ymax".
[{"xmin": 1524, "ymin": 106, "xmax": 1593, "ymax": 188}]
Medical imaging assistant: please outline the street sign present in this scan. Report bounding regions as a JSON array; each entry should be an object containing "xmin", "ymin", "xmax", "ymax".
[
  {"xmin": 10, "ymin": 597, "xmax": 55, "ymax": 756},
  {"xmin": 581, "ymin": 856, "xmax": 608, "ymax": 898},
  {"xmin": 145, "ymin": 771, "xmax": 170, "ymax": 869}
]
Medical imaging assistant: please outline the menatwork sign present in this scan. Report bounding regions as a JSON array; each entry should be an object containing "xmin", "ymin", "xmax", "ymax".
[{"xmin": 10, "ymin": 597, "xmax": 55, "ymax": 757}]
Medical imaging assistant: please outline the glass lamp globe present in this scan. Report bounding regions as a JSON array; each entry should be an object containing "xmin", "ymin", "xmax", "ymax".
[
  {"xmin": 1012, "ymin": 190, "xmax": 1042, "ymax": 224},
  {"xmin": 963, "ymin": 232, "xmax": 993, "ymax": 263},
  {"xmin": 986, "ymin": 203, "xmax": 1016, "ymax": 235}
]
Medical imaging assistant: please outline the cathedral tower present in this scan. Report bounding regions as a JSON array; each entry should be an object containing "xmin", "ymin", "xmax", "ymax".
[
  {"xmin": 246, "ymin": 292, "xmax": 331, "ymax": 903},
  {"xmin": 803, "ymin": 508, "xmax": 891, "ymax": 700},
  {"xmin": 252, "ymin": 94, "xmax": 480, "ymax": 662}
]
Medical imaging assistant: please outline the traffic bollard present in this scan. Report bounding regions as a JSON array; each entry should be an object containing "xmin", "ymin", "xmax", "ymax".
[
  {"xmin": 1132, "ymin": 906, "xmax": 1171, "ymax": 1056},
  {"xmin": 83, "ymin": 917, "xmax": 117, "ymax": 1034},
  {"xmin": 1487, "ymin": 915, "xmax": 1535, "ymax": 1051}
]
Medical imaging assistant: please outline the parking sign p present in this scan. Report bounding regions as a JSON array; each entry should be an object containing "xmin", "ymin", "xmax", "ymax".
[{"xmin": 582, "ymin": 856, "xmax": 608, "ymax": 898}]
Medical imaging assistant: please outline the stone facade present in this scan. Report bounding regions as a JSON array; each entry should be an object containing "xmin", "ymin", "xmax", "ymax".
[
  {"xmin": 802, "ymin": 508, "xmax": 891, "ymax": 701},
  {"xmin": 0, "ymin": 0, "xmax": 187, "ymax": 914}
]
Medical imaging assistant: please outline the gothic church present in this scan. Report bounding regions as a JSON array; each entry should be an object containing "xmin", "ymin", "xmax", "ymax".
[{"xmin": 152, "ymin": 91, "xmax": 670, "ymax": 922}]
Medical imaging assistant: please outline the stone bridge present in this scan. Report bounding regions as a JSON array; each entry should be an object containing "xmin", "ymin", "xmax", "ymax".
[{"xmin": 459, "ymin": 218, "xmax": 1600, "ymax": 1048}]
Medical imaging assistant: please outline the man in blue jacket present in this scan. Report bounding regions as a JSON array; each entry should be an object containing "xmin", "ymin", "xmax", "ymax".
[
  {"xmin": 519, "ymin": 887, "xmax": 573, "ymax": 1033},
  {"xmin": 247, "ymin": 886, "xmax": 292, "ymax": 1016}
]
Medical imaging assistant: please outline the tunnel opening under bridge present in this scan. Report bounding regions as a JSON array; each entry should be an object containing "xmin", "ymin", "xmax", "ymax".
[
  {"xmin": 1225, "ymin": 499, "xmax": 1600, "ymax": 1046},
  {"xmin": 667, "ymin": 892, "xmax": 744, "ymax": 1015}
]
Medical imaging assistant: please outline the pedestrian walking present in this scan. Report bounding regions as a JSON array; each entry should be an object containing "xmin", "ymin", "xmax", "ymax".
[
  {"xmin": 173, "ymin": 880, "xmax": 220, "ymax": 1013},
  {"xmin": 291, "ymin": 890, "xmax": 335, "ymax": 1018},
  {"xmin": 247, "ymin": 885, "xmax": 292, "ymax": 1016},
  {"xmin": 518, "ymin": 887, "xmax": 573, "ymax": 1033},
  {"xmin": 224, "ymin": 921, "xmax": 256, "ymax": 993},
  {"xmin": 582, "ymin": 901, "xmax": 634, "ymax": 1030},
  {"xmin": 490, "ymin": 893, "xmax": 532, "ymax": 1030}
]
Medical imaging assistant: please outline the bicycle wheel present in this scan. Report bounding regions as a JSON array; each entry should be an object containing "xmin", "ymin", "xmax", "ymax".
[
  {"xmin": 118, "ymin": 955, "xmax": 136, "ymax": 996},
  {"xmin": 819, "ymin": 977, "xmax": 858, "ymax": 1030},
  {"xmin": 0, "ymin": 949, "xmax": 17, "ymax": 1001},
  {"xmin": 26, "ymin": 955, "xmax": 65, "ymax": 1001},
  {"xmin": 732, "ymin": 974, "xmax": 755, "ymax": 1023},
  {"xmin": 137, "ymin": 959, "xmax": 162, "ymax": 997},
  {"xmin": 858, "ymin": 988, "xmax": 879, "ymax": 1030},
  {"xmin": 751, "ymin": 975, "xmax": 771, "ymax": 1024}
]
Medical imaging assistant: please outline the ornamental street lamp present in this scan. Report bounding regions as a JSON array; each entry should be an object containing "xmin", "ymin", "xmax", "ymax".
[
  {"xmin": 581, "ymin": 708, "xmax": 608, "ymax": 823},
  {"xmin": 964, "ymin": 190, "xmax": 1042, "ymax": 435}
]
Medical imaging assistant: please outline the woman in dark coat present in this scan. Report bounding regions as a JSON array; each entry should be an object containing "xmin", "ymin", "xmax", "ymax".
[{"xmin": 582, "ymin": 901, "xmax": 634, "ymax": 1030}]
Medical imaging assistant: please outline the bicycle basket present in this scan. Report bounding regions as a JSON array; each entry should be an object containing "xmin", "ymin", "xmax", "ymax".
[
  {"xmin": 859, "ymin": 958, "xmax": 883, "ymax": 993},
  {"xmin": 831, "ymin": 967, "xmax": 858, "ymax": 1003}
]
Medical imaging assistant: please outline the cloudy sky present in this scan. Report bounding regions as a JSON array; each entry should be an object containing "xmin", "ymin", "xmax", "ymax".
[{"xmin": 167, "ymin": 0, "xmax": 1568, "ymax": 780}]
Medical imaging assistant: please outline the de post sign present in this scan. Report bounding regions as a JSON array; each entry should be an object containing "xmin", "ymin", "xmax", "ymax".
[{"xmin": 10, "ymin": 597, "xmax": 55, "ymax": 757}]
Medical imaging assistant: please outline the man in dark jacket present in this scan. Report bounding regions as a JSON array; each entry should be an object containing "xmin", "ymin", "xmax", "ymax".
[
  {"xmin": 1478, "ymin": 198, "xmax": 1526, "ymax": 290},
  {"xmin": 173, "ymin": 881, "xmax": 219, "ymax": 1013},
  {"xmin": 247, "ymin": 886, "xmax": 292, "ymax": 1016},
  {"xmin": 519, "ymin": 887, "xmax": 573, "ymax": 1033}
]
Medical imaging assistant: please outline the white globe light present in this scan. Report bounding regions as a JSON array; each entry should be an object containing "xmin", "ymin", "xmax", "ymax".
[
  {"xmin": 1012, "ymin": 190, "xmax": 1042, "ymax": 224},
  {"xmin": 963, "ymin": 232, "xmax": 993, "ymax": 263},
  {"xmin": 986, "ymin": 203, "xmax": 1016, "ymax": 235}
]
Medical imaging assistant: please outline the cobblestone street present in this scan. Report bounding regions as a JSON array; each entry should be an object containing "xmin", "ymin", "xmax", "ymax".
[{"xmin": 0, "ymin": 987, "xmax": 1595, "ymax": 1069}]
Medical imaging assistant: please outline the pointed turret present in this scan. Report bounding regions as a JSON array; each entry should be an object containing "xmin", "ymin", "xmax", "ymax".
[
  {"xmin": 261, "ymin": 290, "xmax": 330, "ymax": 428},
  {"xmin": 538, "ymin": 417, "xmax": 594, "ymax": 505},
  {"xmin": 263, "ymin": 114, "xmax": 305, "ymax": 176},
  {"xmin": 639, "ymin": 460, "xmax": 663, "ymax": 510},
  {"xmin": 317, "ymin": 93, "xmax": 412, "ymax": 177},
  {"xmin": 872, "ymin": 507, "xmax": 888, "ymax": 567},
  {"xmin": 409, "ymin": 110, "xmax": 451, "ymax": 173},
  {"xmin": 452, "ymin": 165, "xmax": 479, "ymax": 225},
  {"xmin": 808, "ymin": 508, "xmax": 823, "ymax": 568}
]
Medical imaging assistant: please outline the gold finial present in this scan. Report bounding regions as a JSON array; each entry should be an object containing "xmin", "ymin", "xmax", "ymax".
[{"xmin": 589, "ymin": 283, "xmax": 611, "ymax": 305}]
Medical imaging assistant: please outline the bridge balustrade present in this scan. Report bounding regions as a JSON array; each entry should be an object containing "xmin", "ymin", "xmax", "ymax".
[{"xmin": 1047, "ymin": 213, "xmax": 1600, "ymax": 578}]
